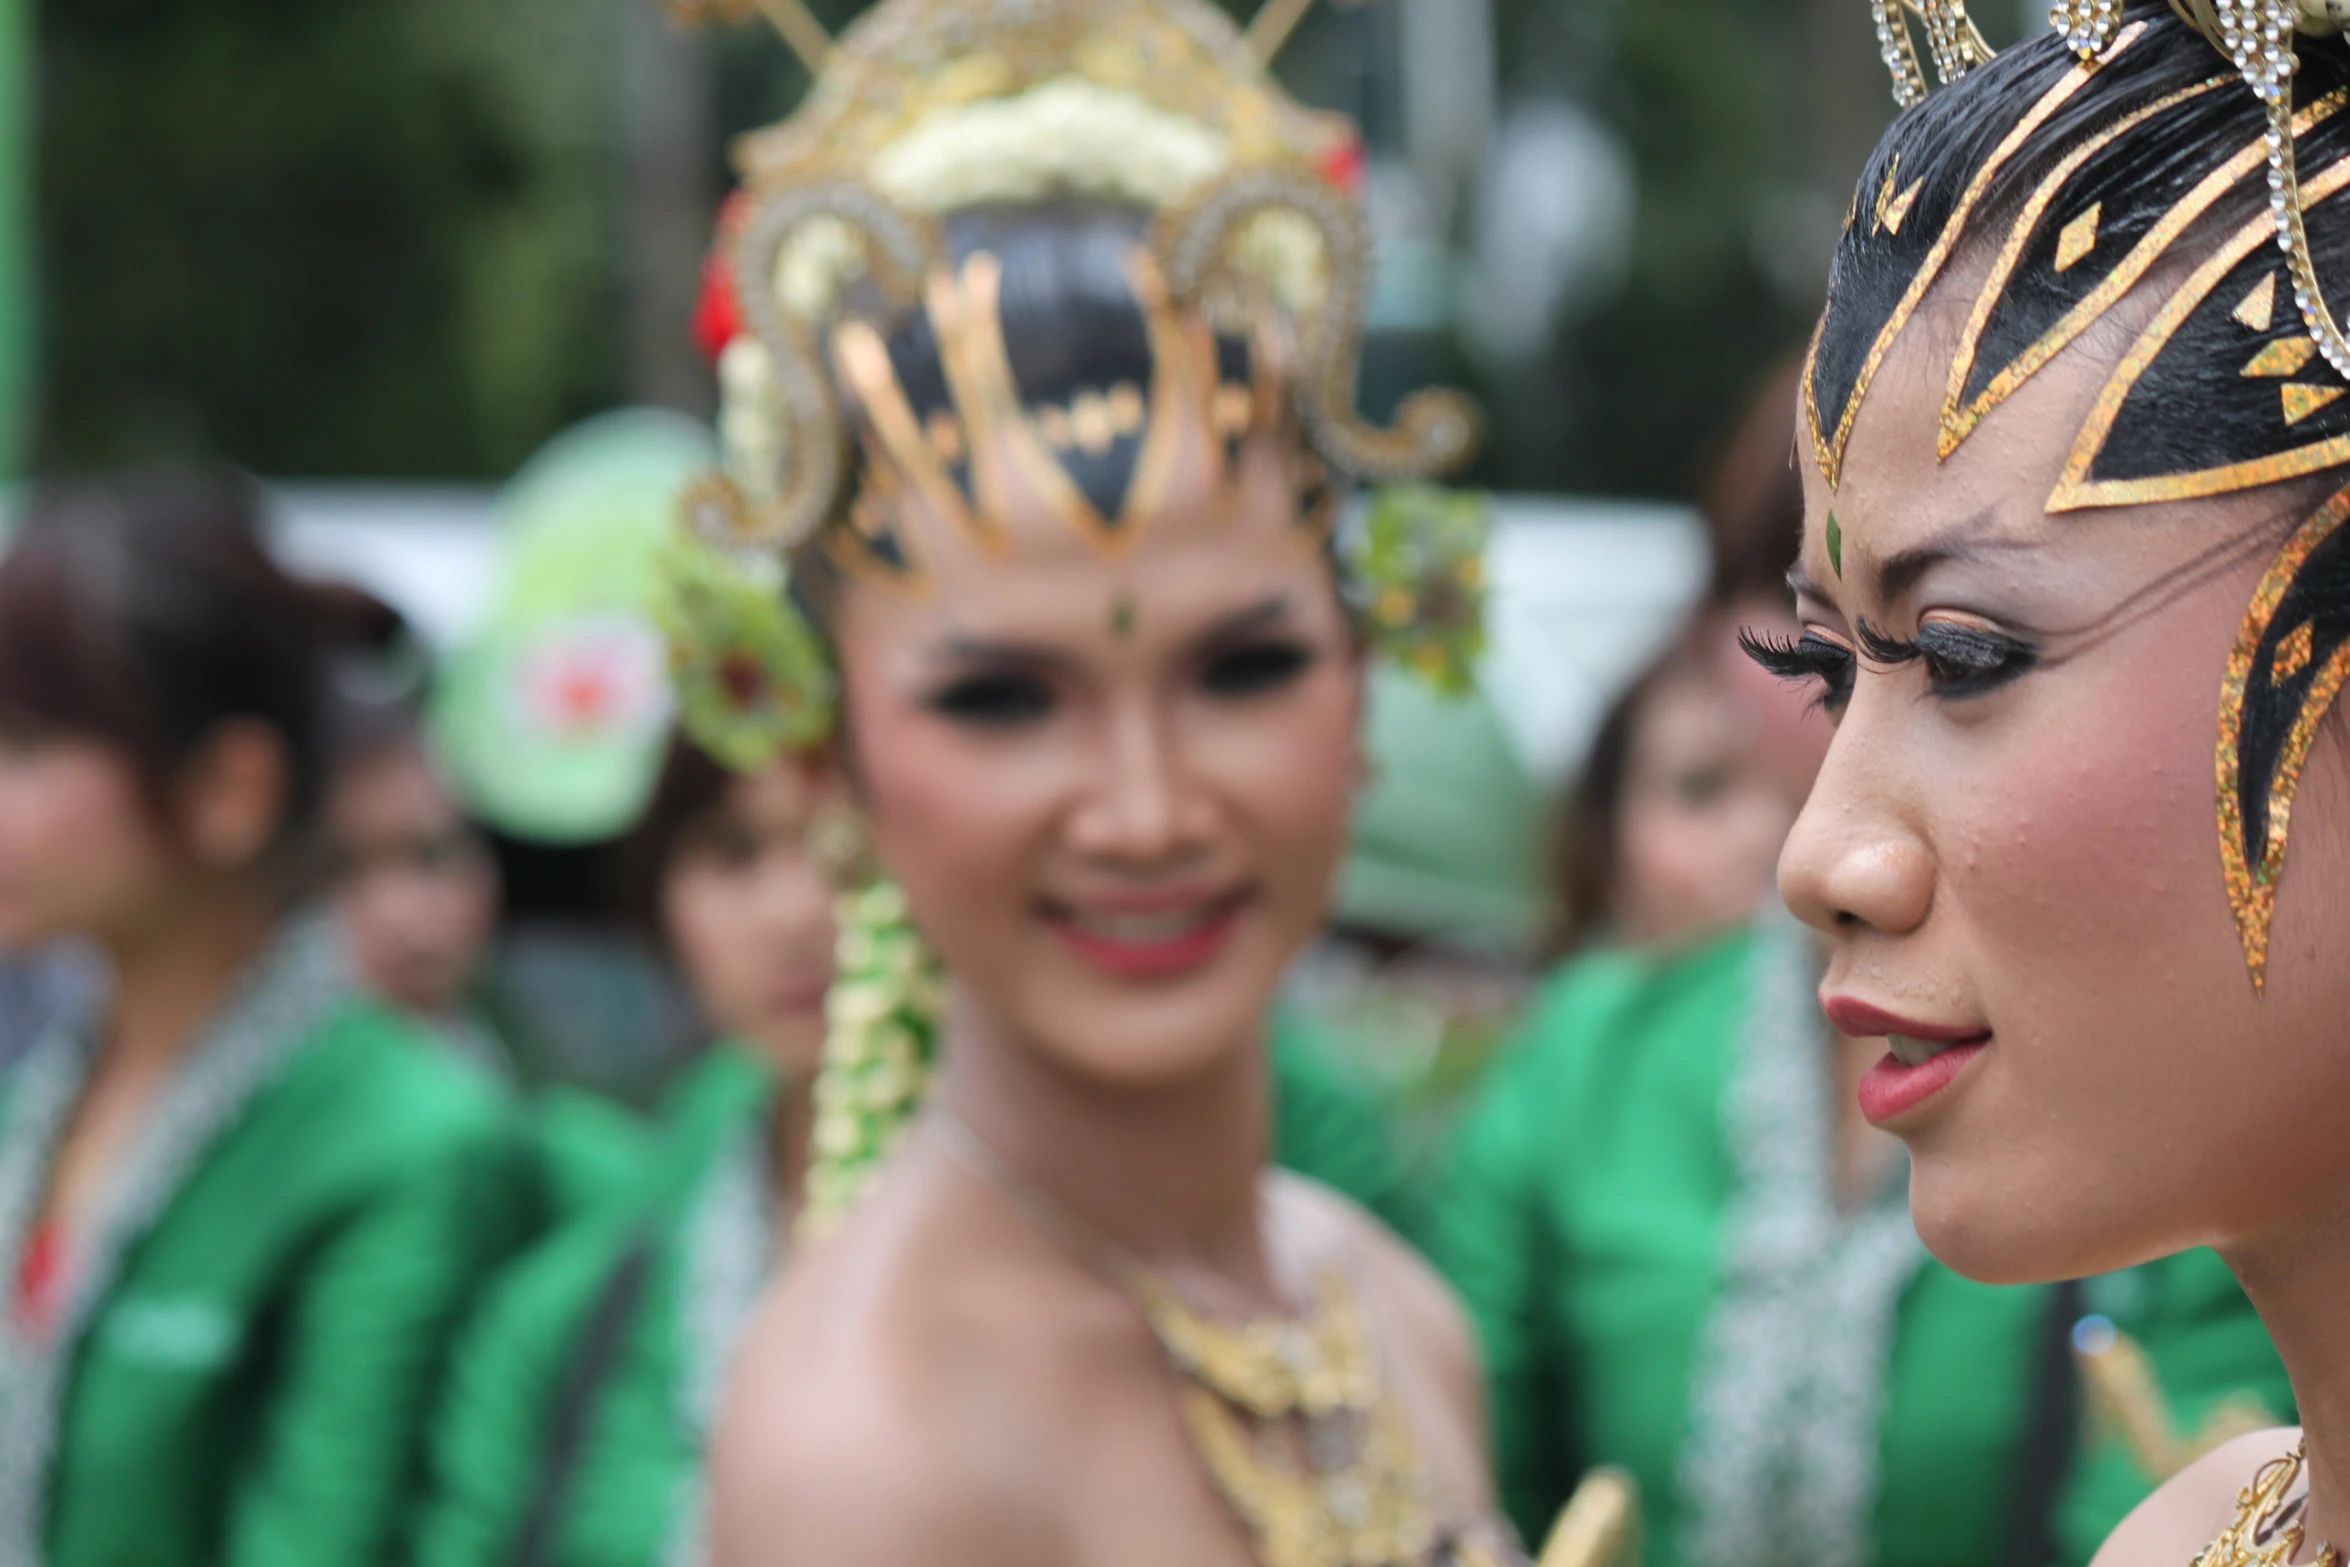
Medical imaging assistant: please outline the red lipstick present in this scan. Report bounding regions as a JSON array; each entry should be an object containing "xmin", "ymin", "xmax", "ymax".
[
  {"xmin": 1042, "ymin": 890, "xmax": 1251, "ymax": 981},
  {"xmin": 1823, "ymin": 994, "xmax": 1992, "ymax": 1127}
]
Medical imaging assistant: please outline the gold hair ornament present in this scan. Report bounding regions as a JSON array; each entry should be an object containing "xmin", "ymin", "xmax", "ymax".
[
  {"xmin": 1875, "ymin": 0, "xmax": 1996, "ymax": 106},
  {"xmin": 719, "ymin": 182, "xmax": 938, "ymax": 555},
  {"xmin": 1155, "ymin": 166, "xmax": 1483, "ymax": 480}
]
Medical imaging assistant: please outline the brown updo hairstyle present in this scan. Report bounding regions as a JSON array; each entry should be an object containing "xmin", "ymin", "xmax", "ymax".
[
  {"xmin": 612, "ymin": 734, "xmax": 742, "ymax": 943},
  {"xmin": 0, "ymin": 473, "xmax": 347, "ymax": 864},
  {"xmin": 1545, "ymin": 627, "xmax": 1714, "ymax": 960}
]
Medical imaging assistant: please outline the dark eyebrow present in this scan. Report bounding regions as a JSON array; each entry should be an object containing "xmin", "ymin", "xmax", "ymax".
[
  {"xmin": 1867, "ymin": 506, "xmax": 2017, "ymax": 604},
  {"xmin": 932, "ymin": 630, "xmax": 1069, "ymax": 669},
  {"xmin": 1195, "ymin": 593, "xmax": 1293, "ymax": 643},
  {"xmin": 928, "ymin": 593, "xmax": 1294, "ymax": 667}
]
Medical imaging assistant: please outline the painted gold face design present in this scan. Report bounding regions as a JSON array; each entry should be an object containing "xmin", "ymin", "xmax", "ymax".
[
  {"xmin": 1775, "ymin": 260, "xmax": 2350, "ymax": 1287},
  {"xmin": 820, "ymin": 242, "xmax": 1362, "ymax": 1093},
  {"xmin": 1804, "ymin": 24, "xmax": 2350, "ymax": 987}
]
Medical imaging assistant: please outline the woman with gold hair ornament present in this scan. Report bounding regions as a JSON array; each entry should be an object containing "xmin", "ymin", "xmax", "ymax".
[
  {"xmin": 650, "ymin": 1, "xmax": 1524, "ymax": 1564},
  {"xmin": 1753, "ymin": 0, "xmax": 2350, "ymax": 1561}
]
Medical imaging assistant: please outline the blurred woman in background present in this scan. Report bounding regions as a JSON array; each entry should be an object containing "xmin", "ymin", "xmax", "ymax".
[
  {"xmin": 320, "ymin": 586, "xmax": 508, "ymax": 1073},
  {"xmin": 0, "ymin": 476, "xmax": 523, "ymax": 1567},
  {"xmin": 1433, "ymin": 376, "xmax": 2290, "ymax": 1567},
  {"xmin": 416, "ymin": 734, "xmax": 843, "ymax": 1567}
]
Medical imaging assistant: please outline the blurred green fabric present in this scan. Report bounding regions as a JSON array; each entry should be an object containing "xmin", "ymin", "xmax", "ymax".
[
  {"xmin": 1336, "ymin": 665, "xmax": 1544, "ymax": 955},
  {"xmin": 1432, "ymin": 927, "xmax": 2293, "ymax": 1566},
  {"xmin": 433, "ymin": 410, "xmax": 713, "ymax": 844}
]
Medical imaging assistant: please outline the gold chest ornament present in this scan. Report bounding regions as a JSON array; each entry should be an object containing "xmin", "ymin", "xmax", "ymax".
[
  {"xmin": 931, "ymin": 1111, "xmax": 1451, "ymax": 1567},
  {"xmin": 2193, "ymin": 1443, "xmax": 2342, "ymax": 1567}
]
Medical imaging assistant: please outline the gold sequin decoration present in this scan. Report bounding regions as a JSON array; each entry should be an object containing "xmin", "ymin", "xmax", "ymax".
[
  {"xmin": 1936, "ymin": 76, "xmax": 2259, "ymax": 461},
  {"xmin": 2215, "ymin": 481, "xmax": 2350, "ymax": 990},
  {"xmin": 2282, "ymin": 382, "xmax": 2345, "ymax": 425},
  {"xmin": 2242, "ymin": 337, "xmax": 2318, "ymax": 378},
  {"xmin": 1182, "ymin": 1385, "xmax": 1436, "ymax": 1567},
  {"xmin": 2051, "ymin": 139, "xmax": 2350, "ymax": 512},
  {"xmin": 2234, "ymin": 272, "xmax": 2280, "ymax": 333},
  {"xmin": 1141, "ymin": 1269, "xmax": 1376, "ymax": 1420},
  {"xmin": 1806, "ymin": 30, "xmax": 2123, "ymax": 488},
  {"xmin": 2274, "ymin": 620, "xmax": 2316, "ymax": 681},
  {"xmin": 2054, "ymin": 201, "xmax": 2102, "ymax": 271},
  {"xmin": 1872, "ymin": 156, "xmax": 1904, "ymax": 235},
  {"xmin": 1881, "ymin": 179, "xmax": 1923, "ymax": 237}
]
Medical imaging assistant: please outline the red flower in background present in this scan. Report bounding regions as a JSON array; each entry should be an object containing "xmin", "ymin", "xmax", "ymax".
[
  {"xmin": 693, "ymin": 192, "xmax": 752, "ymax": 363},
  {"xmin": 1319, "ymin": 132, "xmax": 1366, "ymax": 196}
]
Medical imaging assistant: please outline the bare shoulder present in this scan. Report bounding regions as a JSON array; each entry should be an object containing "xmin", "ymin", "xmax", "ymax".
[
  {"xmin": 1273, "ymin": 1171, "xmax": 1478, "ymax": 1386},
  {"xmin": 2089, "ymin": 1426, "xmax": 2303, "ymax": 1567},
  {"xmin": 707, "ymin": 1191, "xmax": 1069, "ymax": 1567},
  {"xmin": 1269, "ymin": 1168, "xmax": 1487, "ymax": 1496}
]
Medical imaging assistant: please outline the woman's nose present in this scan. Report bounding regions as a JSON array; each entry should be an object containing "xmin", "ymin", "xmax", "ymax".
[
  {"xmin": 1068, "ymin": 707, "xmax": 1208, "ymax": 866},
  {"xmin": 1777, "ymin": 721, "xmax": 1935, "ymax": 938}
]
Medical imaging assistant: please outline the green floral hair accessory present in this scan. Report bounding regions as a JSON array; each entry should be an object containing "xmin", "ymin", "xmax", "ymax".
[
  {"xmin": 1347, "ymin": 484, "xmax": 1491, "ymax": 698},
  {"xmin": 654, "ymin": 531, "xmax": 836, "ymax": 773},
  {"xmin": 802, "ymin": 877, "xmax": 944, "ymax": 1240}
]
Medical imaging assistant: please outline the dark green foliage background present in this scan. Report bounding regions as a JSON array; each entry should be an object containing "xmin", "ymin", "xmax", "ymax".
[{"xmin": 31, "ymin": 0, "xmax": 1898, "ymax": 496}]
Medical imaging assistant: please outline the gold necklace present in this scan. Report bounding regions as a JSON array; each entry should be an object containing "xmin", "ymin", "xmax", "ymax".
[
  {"xmin": 929, "ymin": 1110, "xmax": 1439, "ymax": 1567},
  {"xmin": 2193, "ymin": 1442, "xmax": 2342, "ymax": 1567}
]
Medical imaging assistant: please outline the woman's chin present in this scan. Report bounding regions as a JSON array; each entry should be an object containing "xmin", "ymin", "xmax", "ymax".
[{"xmin": 1909, "ymin": 1158, "xmax": 2175, "ymax": 1286}]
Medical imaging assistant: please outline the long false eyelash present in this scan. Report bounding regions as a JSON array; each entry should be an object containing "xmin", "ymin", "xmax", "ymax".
[
  {"xmin": 1737, "ymin": 626, "xmax": 1825, "ymax": 679},
  {"xmin": 1853, "ymin": 617, "xmax": 1921, "ymax": 666},
  {"xmin": 1739, "ymin": 625, "xmax": 1857, "ymax": 717}
]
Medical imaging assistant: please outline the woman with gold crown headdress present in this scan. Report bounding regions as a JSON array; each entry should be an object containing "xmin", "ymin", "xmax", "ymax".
[
  {"xmin": 1750, "ymin": 0, "xmax": 2350, "ymax": 1561},
  {"xmin": 635, "ymin": 1, "xmax": 1528, "ymax": 1564}
]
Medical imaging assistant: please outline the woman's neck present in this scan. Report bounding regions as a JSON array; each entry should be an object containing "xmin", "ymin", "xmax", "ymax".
[
  {"xmin": 768, "ymin": 1071, "xmax": 814, "ymax": 1228},
  {"xmin": 98, "ymin": 881, "xmax": 277, "ymax": 1075},
  {"xmin": 2223, "ymin": 1184, "xmax": 2350, "ymax": 1546},
  {"xmin": 932, "ymin": 987, "xmax": 1275, "ymax": 1311}
]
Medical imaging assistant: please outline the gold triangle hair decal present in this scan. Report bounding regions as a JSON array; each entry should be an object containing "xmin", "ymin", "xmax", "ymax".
[
  {"xmin": 1805, "ymin": 23, "xmax": 2134, "ymax": 489},
  {"xmin": 1936, "ymin": 79, "xmax": 2315, "ymax": 463},
  {"xmin": 2216, "ymin": 480, "xmax": 2350, "ymax": 990},
  {"xmin": 2049, "ymin": 136, "xmax": 2350, "ymax": 511}
]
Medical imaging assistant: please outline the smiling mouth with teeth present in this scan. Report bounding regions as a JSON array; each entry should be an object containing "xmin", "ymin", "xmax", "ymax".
[
  {"xmin": 1060, "ymin": 904, "xmax": 1230, "ymax": 944},
  {"xmin": 1041, "ymin": 889, "xmax": 1254, "ymax": 979},
  {"xmin": 1887, "ymin": 1033, "xmax": 1976, "ymax": 1068}
]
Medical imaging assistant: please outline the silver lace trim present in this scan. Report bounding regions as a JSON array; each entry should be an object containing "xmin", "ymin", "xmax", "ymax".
[
  {"xmin": 663, "ymin": 1115, "xmax": 780, "ymax": 1567},
  {"xmin": 1676, "ymin": 909, "xmax": 1926, "ymax": 1567},
  {"xmin": 0, "ymin": 914, "xmax": 348, "ymax": 1567}
]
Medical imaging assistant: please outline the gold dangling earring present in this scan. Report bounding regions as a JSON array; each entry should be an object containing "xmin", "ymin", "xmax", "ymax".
[{"xmin": 800, "ymin": 808, "xmax": 944, "ymax": 1242}]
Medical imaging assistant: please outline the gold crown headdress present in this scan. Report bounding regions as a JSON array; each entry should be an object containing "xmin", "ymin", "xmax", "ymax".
[{"xmin": 669, "ymin": 0, "xmax": 1481, "ymax": 561}]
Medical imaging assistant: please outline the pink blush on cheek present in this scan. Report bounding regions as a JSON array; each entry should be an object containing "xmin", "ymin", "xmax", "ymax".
[{"xmin": 1937, "ymin": 618, "xmax": 2240, "ymax": 1047}]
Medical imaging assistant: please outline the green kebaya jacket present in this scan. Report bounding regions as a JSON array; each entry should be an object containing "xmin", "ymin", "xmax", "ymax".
[
  {"xmin": 0, "ymin": 917, "xmax": 527, "ymax": 1567},
  {"xmin": 417, "ymin": 1012, "xmax": 1412, "ymax": 1567},
  {"xmin": 1431, "ymin": 922, "xmax": 2293, "ymax": 1567}
]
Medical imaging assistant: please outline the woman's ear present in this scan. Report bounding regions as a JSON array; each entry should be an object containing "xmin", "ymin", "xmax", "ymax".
[{"xmin": 175, "ymin": 720, "xmax": 291, "ymax": 871}]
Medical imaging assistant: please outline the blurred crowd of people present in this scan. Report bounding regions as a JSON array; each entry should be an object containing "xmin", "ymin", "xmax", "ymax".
[{"xmin": 0, "ymin": 354, "xmax": 2291, "ymax": 1567}]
